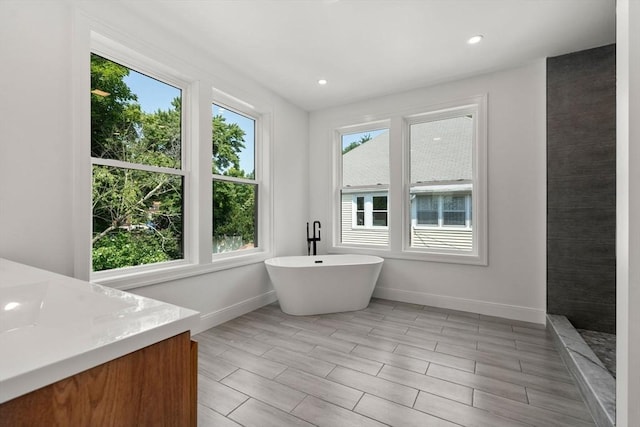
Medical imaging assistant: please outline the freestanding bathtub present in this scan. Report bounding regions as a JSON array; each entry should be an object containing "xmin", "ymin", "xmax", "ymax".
[{"xmin": 264, "ymin": 254, "xmax": 384, "ymax": 316}]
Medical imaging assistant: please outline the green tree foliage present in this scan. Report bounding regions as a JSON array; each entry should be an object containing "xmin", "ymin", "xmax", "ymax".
[
  {"xmin": 212, "ymin": 115, "xmax": 256, "ymax": 251},
  {"xmin": 342, "ymin": 133, "xmax": 372, "ymax": 154},
  {"xmin": 91, "ymin": 53, "xmax": 256, "ymax": 269}
]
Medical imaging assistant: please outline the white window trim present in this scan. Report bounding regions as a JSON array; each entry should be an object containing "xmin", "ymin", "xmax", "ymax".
[
  {"xmin": 334, "ymin": 120, "xmax": 391, "ymax": 248},
  {"xmin": 211, "ymin": 100, "xmax": 265, "ymax": 261},
  {"xmin": 72, "ymin": 23, "xmax": 274, "ymax": 290},
  {"xmin": 402, "ymin": 97, "xmax": 487, "ymax": 265},
  {"xmin": 330, "ymin": 95, "xmax": 487, "ymax": 266}
]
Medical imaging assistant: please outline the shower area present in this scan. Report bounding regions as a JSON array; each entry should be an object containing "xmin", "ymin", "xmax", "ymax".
[{"xmin": 547, "ymin": 44, "xmax": 616, "ymax": 426}]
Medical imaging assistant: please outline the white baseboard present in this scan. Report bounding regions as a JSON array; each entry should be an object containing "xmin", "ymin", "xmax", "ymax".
[
  {"xmin": 194, "ymin": 290, "xmax": 278, "ymax": 334},
  {"xmin": 373, "ymin": 287, "xmax": 546, "ymax": 324}
]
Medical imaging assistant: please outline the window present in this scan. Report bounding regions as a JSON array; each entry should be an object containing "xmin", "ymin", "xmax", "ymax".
[
  {"xmin": 81, "ymin": 34, "xmax": 274, "ymax": 287},
  {"xmin": 332, "ymin": 96, "xmax": 486, "ymax": 265},
  {"xmin": 90, "ymin": 53, "xmax": 185, "ymax": 272},
  {"xmin": 340, "ymin": 127, "xmax": 389, "ymax": 246},
  {"xmin": 351, "ymin": 194, "xmax": 388, "ymax": 228},
  {"xmin": 408, "ymin": 111, "xmax": 476, "ymax": 253},
  {"xmin": 414, "ymin": 193, "xmax": 472, "ymax": 227},
  {"xmin": 212, "ymin": 104, "xmax": 258, "ymax": 254}
]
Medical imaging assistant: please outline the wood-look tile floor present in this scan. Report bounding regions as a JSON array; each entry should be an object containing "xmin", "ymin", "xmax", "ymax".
[{"xmin": 194, "ymin": 299, "xmax": 595, "ymax": 427}]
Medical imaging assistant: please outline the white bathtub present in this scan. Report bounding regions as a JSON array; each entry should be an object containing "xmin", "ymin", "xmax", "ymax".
[{"xmin": 264, "ymin": 254, "xmax": 384, "ymax": 316}]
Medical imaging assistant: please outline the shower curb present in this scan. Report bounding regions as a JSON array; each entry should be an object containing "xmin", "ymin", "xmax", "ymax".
[{"xmin": 547, "ymin": 314, "xmax": 616, "ymax": 427}]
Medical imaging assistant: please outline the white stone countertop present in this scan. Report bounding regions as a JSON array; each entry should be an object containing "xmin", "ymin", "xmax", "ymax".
[{"xmin": 0, "ymin": 258, "xmax": 200, "ymax": 404}]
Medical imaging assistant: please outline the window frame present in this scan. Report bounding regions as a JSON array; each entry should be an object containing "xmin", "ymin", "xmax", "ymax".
[
  {"xmin": 74, "ymin": 29, "xmax": 274, "ymax": 290},
  {"xmin": 211, "ymin": 101, "xmax": 262, "ymax": 260},
  {"xmin": 88, "ymin": 44, "xmax": 192, "ymax": 282},
  {"xmin": 335, "ymin": 121, "xmax": 391, "ymax": 248},
  {"xmin": 331, "ymin": 96, "xmax": 487, "ymax": 265}
]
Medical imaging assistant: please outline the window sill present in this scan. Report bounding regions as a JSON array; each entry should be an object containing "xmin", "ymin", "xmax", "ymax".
[
  {"xmin": 330, "ymin": 245, "xmax": 486, "ymax": 266},
  {"xmin": 91, "ymin": 250, "xmax": 272, "ymax": 290}
]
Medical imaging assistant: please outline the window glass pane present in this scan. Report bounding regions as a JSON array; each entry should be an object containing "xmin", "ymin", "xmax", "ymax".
[
  {"xmin": 213, "ymin": 180, "xmax": 257, "ymax": 253},
  {"xmin": 372, "ymin": 212, "xmax": 388, "ymax": 227},
  {"xmin": 442, "ymin": 195, "xmax": 467, "ymax": 226},
  {"xmin": 443, "ymin": 195, "xmax": 465, "ymax": 211},
  {"xmin": 342, "ymin": 129, "xmax": 389, "ymax": 186},
  {"xmin": 341, "ymin": 128, "xmax": 389, "ymax": 246},
  {"xmin": 213, "ymin": 104, "xmax": 255, "ymax": 178},
  {"xmin": 410, "ymin": 115, "xmax": 473, "ymax": 250},
  {"xmin": 443, "ymin": 212, "xmax": 466, "ymax": 225},
  {"xmin": 90, "ymin": 54, "xmax": 182, "ymax": 169},
  {"xmin": 409, "ymin": 117, "xmax": 472, "ymax": 184},
  {"xmin": 416, "ymin": 195, "xmax": 438, "ymax": 225},
  {"xmin": 372, "ymin": 196, "xmax": 387, "ymax": 211},
  {"xmin": 92, "ymin": 165, "xmax": 183, "ymax": 271}
]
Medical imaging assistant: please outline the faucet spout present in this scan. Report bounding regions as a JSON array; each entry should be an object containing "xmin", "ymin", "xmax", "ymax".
[{"xmin": 307, "ymin": 220, "xmax": 322, "ymax": 256}]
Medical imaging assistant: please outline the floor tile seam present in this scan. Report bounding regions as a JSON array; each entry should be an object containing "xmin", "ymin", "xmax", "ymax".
[
  {"xmin": 260, "ymin": 351, "xmax": 337, "ymax": 377},
  {"xmin": 206, "ymin": 403, "xmax": 248, "ymax": 422},
  {"xmin": 480, "ymin": 387, "xmax": 597, "ymax": 426},
  {"xmin": 274, "ymin": 366, "xmax": 369, "ymax": 403},
  {"xmin": 408, "ymin": 391, "xmax": 478, "ymax": 427},
  {"xmin": 474, "ymin": 345, "xmax": 564, "ymax": 364},
  {"xmin": 293, "ymin": 331, "xmax": 357, "ymax": 353},
  {"xmin": 474, "ymin": 363, "xmax": 582, "ymax": 395},
  {"xmin": 221, "ymin": 373, "xmax": 310, "ymax": 414},
  {"xmin": 470, "ymin": 369, "xmax": 584, "ymax": 404},
  {"xmin": 450, "ymin": 329, "xmax": 552, "ymax": 344},
  {"xmin": 353, "ymin": 392, "xmax": 458, "ymax": 427},
  {"xmin": 201, "ymin": 384, "xmax": 250, "ymax": 417},
  {"xmin": 199, "ymin": 365, "xmax": 239, "ymax": 383},
  {"xmin": 195, "ymin": 392, "xmax": 244, "ymax": 418},
  {"xmin": 378, "ymin": 363, "xmax": 476, "ymax": 399},
  {"xmin": 213, "ymin": 338, "xmax": 275, "ymax": 357},
  {"xmin": 417, "ymin": 389, "xmax": 540, "ymax": 427},
  {"xmin": 424, "ymin": 364, "xmax": 534, "ymax": 405},
  {"xmin": 349, "ymin": 344, "xmax": 415, "ymax": 367},
  {"xmin": 392, "ymin": 345, "xmax": 477, "ymax": 371},
  {"xmin": 328, "ymin": 365, "xmax": 422, "ymax": 404},
  {"xmin": 309, "ymin": 346, "xmax": 385, "ymax": 375},
  {"xmin": 235, "ymin": 395, "xmax": 318, "ymax": 427},
  {"xmin": 291, "ymin": 392, "xmax": 388, "ymax": 426},
  {"xmin": 439, "ymin": 331, "xmax": 518, "ymax": 349},
  {"xmin": 433, "ymin": 344, "xmax": 525, "ymax": 369},
  {"xmin": 523, "ymin": 385, "xmax": 593, "ymax": 418}
]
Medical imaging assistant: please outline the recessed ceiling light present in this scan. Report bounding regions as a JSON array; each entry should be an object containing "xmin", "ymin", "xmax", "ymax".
[
  {"xmin": 467, "ymin": 35, "xmax": 484, "ymax": 45},
  {"xmin": 318, "ymin": 79, "xmax": 328, "ymax": 85}
]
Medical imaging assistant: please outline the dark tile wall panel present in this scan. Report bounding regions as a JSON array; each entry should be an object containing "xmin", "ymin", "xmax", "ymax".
[{"xmin": 547, "ymin": 44, "xmax": 616, "ymax": 333}]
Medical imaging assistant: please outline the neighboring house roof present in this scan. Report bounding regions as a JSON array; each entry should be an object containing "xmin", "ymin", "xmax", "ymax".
[{"xmin": 342, "ymin": 116, "xmax": 473, "ymax": 187}]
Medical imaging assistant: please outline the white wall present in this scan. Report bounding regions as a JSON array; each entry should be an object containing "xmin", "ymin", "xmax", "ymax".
[
  {"xmin": 0, "ymin": 1, "xmax": 309, "ymax": 333},
  {"xmin": 309, "ymin": 62, "xmax": 547, "ymax": 323},
  {"xmin": 0, "ymin": 2, "xmax": 75, "ymax": 275},
  {"xmin": 616, "ymin": 1, "xmax": 640, "ymax": 425}
]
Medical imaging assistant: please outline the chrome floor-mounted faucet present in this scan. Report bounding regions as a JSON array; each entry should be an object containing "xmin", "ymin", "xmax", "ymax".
[{"xmin": 306, "ymin": 221, "xmax": 321, "ymax": 256}]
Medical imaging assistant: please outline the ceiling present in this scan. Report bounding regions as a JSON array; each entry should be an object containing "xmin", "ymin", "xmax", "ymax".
[{"xmin": 124, "ymin": 0, "xmax": 615, "ymax": 111}]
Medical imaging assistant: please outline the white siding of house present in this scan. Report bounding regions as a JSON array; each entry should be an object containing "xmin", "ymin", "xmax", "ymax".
[
  {"xmin": 341, "ymin": 194, "xmax": 388, "ymax": 245},
  {"xmin": 411, "ymin": 227, "xmax": 472, "ymax": 251}
]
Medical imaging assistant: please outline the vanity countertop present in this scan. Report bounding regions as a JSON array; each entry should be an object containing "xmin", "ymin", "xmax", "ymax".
[{"xmin": 0, "ymin": 258, "xmax": 199, "ymax": 404}]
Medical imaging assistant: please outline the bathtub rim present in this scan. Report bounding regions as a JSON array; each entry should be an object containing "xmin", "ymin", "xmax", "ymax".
[{"xmin": 265, "ymin": 254, "xmax": 384, "ymax": 268}]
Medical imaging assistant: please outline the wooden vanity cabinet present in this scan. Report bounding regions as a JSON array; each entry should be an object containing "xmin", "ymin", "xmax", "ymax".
[{"xmin": 0, "ymin": 332, "xmax": 197, "ymax": 427}]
